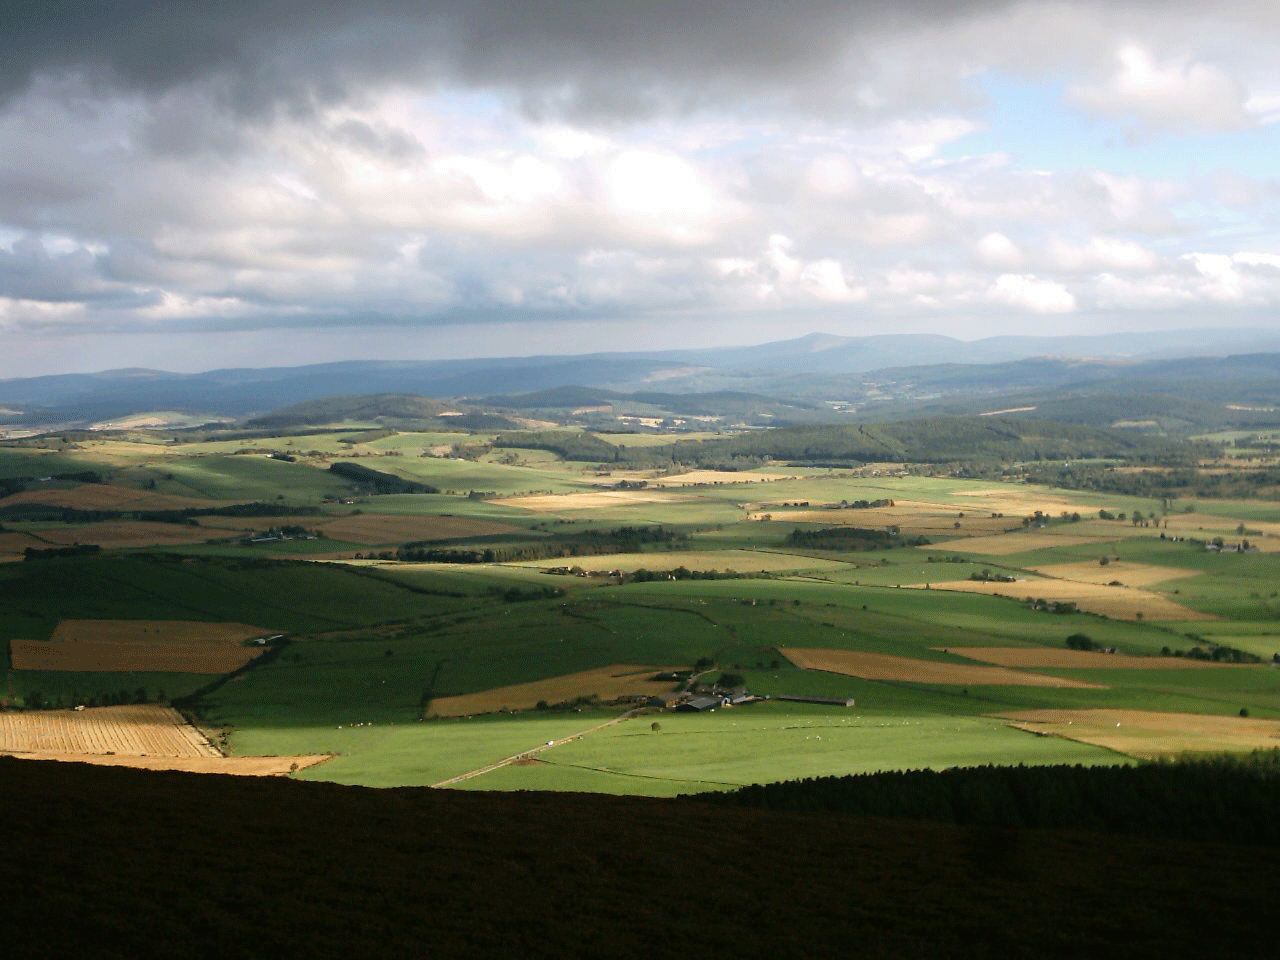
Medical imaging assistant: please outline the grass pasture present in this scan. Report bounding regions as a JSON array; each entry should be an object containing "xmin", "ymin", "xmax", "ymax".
[{"xmin": 458, "ymin": 706, "xmax": 1123, "ymax": 796}]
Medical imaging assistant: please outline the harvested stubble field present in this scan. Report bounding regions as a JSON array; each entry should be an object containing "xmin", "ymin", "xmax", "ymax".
[
  {"xmin": 948, "ymin": 646, "xmax": 1242, "ymax": 670},
  {"xmin": 995, "ymin": 708, "xmax": 1280, "ymax": 757},
  {"xmin": 10, "ymin": 752, "xmax": 334, "ymax": 776},
  {"xmin": 947, "ymin": 487, "xmax": 1109, "ymax": 515},
  {"xmin": 0, "ymin": 704, "xmax": 217, "ymax": 757},
  {"xmin": 428, "ymin": 664, "xmax": 686, "ymax": 717},
  {"xmin": 494, "ymin": 489, "xmax": 694, "ymax": 512},
  {"xmin": 11, "ymin": 619, "xmax": 273, "ymax": 673},
  {"xmin": 918, "ymin": 530, "xmax": 1117, "ymax": 555},
  {"xmin": 779, "ymin": 647, "xmax": 1104, "ymax": 688},
  {"xmin": 313, "ymin": 512, "xmax": 523, "ymax": 544},
  {"xmin": 912, "ymin": 578, "xmax": 1215, "ymax": 621},
  {"xmin": 1028, "ymin": 560, "xmax": 1204, "ymax": 588},
  {"xmin": 654, "ymin": 470, "xmax": 799, "ymax": 486},
  {"xmin": 516, "ymin": 548, "xmax": 852, "ymax": 574},
  {"xmin": 0, "ymin": 484, "xmax": 223, "ymax": 511}
]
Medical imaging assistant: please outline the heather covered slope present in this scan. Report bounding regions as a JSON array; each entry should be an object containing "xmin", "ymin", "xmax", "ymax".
[{"xmin": 4, "ymin": 756, "xmax": 1278, "ymax": 960}]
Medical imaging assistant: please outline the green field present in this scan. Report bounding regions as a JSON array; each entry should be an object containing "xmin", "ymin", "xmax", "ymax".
[{"xmin": 458, "ymin": 707, "xmax": 1126, "ymax": 796}]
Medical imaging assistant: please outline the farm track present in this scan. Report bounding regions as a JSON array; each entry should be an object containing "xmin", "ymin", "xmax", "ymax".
[{"xmin": 432, "ymin": 710, "xmax": 640, "ymax": 787}]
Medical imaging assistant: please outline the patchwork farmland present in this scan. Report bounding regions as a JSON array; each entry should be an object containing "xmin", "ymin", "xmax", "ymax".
[{"xmin": 3, "ymin": 420, "xmax": 1280, "ymax": 800}]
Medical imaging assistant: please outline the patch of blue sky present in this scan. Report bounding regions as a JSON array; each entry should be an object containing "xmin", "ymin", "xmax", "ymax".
[{"xmin": 941, "ymin": 72, "xmax": 1280, "ymax": 182}]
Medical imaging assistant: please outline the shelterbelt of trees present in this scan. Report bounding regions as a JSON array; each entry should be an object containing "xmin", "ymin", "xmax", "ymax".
[{"xmin": 496, "ymin": 417, "xmax": 1207, "ymax": 468}]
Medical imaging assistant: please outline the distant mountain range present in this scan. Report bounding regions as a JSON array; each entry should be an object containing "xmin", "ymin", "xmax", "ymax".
[{"xmin": 1, "ymin": 327, "xmax": 1278, "ymax": 431}]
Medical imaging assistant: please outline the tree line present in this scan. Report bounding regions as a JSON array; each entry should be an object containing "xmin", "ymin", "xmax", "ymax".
[{"xmin": 688, "ymin": 750, "xmax": 1280, "ymax": 847}]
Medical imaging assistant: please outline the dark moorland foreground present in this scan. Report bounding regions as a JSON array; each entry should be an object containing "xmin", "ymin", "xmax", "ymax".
[{"xmin": 5, "ymin": 756, "xmax": 1279, "ymax": 960}]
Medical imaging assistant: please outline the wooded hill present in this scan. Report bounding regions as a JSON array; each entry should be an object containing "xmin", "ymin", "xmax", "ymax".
[
  {"xmin": 3, "ymin": 756, "xmax": 1279, "ymax": 960},
  {"xmin": 497, "ymin": 417, "xmax": 1202, "ymax": 468}
]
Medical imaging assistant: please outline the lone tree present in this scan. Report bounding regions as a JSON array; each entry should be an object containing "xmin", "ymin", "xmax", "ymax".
[
  {"xmin": 651, "ymin": 721, "xmax": 662, "ymax": 732},
  {"xmin": 1065, "ymin": 633, "xmax": 1094, "ymax": 651}
]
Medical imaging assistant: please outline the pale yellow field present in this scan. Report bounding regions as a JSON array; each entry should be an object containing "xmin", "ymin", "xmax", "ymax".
[
  {"xmin": 1027, "ymin": 560, "xmax": 1204, "ymax": 588},
  {"xmin": 948, "ymin": 487, "xmax": 1118, "ymax": 516},
  {"xmin": 0, "ymin": 705, "xmax": 218, "ymax": 757},
  {"xmin": 918, "ymin": 531, "xmax": 1117, "ymax": 556},
  {"xmin": 948, "ymin": 647, "xmax": 1240, "ymax": 670},
  {"xmin": 779, "ymin": 648, "xmax": 1104, "ymax": 688},
  {"xmin": 427, "ymin": 664, "xmax": 686, "ymax": 717},
  {"xmin": 995, "ymin": 708, "xmax": 1280, "ymax": 758},
  {"xmin": 3, "ymin": 753, "xmax": 333, "ymax": 777},
  {"xmin": 0, "ymin": 704, "xmax": 329, "ymax": 776},
  {"xmin": 911, "ymin": 578, "xmax": 1215, "ymax": 621},
  {"xmin": 493, "ymin": 489, "xmax": 694, "ymax": 512},
  {"xmin": 655, "ymin": 470, "xmax": 799, "ymax": 486},
  {"xmin": 12, "ymin": 619, "xmax": 274, "ymax": 673},
  {"xmin": 314, "ymin": 513, "xmax": 523, "ymax": 545},
  {"xmin": 514, "ymin": 549, "xmax": 854, "ymax": 573}
]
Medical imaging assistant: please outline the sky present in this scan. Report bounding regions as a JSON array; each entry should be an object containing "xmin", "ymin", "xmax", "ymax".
[{"xmin": 1, "ymin": 0, "xmax": 1279, "ymax": 377}]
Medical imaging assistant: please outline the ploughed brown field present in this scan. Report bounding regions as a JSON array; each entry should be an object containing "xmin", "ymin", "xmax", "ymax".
[
  {"xmin": 947, "ymin": 646, "xmax": 1245, "ymax": 670},
  {"xmin": 428, "ymin": 664, "xmax": 685, "ymax": 717},
  {"xmin": 10, "ymin": 619, "xmax": 274, "ymax": 673},
  {"xmin": 779, "ymin": 647, "xmax": 1105, "ymax": 688},
  {"xmin": 0, "ymin": 484, "xmax": 225, "ymax": 511},
  {"xmin": 995, "ymin": 708, "xmax": 1280, "ymax": 757},
  {"xmin": 28, "ymin": 520, "xmax": 215, "ymax": 550},
  {"xmin": 0, "ymin": 531, "xmax": 45, "ymax": 560}
]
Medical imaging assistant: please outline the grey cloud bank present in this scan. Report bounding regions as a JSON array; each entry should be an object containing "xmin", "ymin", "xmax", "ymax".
[{"xmin": 1, "ymin": 1, "xmax": 1278, "ymax": 376}]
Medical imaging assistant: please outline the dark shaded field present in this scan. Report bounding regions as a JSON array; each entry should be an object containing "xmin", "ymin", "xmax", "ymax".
[{"xmin": 3, "ymin": 756, "xmax": 1278, "ymax": 960}]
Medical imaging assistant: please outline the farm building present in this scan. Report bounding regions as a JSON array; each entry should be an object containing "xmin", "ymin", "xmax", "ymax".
[
  {"xmin": 649, "ymin": 692, "xmax": 691, "ymax": 709},
  {"xmin": 676, "ymin": 695, "xmax": 725, "ymax": 712}
]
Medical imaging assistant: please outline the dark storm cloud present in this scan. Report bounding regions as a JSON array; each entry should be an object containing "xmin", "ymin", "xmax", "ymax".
[{"xmin": 0, "ymin": 0, "xmax": 1016, "ymax": 117}]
